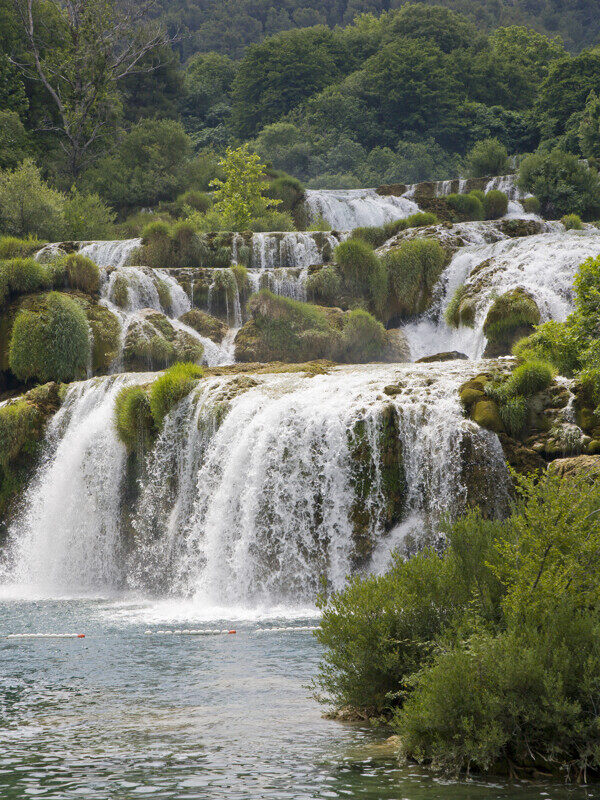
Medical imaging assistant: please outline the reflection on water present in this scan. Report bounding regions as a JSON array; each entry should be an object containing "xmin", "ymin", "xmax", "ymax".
[{"xmin": 0, "ymin": 598, "xmax": 597, "ymax": 800}]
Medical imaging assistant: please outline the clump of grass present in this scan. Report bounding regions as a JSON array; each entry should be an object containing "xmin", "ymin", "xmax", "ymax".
[
  {"xmin": 149, "ymin": 362, "xmax": 204, "ymax": 426},
  {"xmin": 114, "ymin": 385, "xmax": 155, "ymax": 452}
]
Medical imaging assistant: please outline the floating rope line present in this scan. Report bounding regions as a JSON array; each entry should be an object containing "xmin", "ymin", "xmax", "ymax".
[
  {"xmin": 254, "ymin": 626, "xmax": 320, "ymax": 633},
  {"xmin": 4, "ymin": 633, "xmax": 85, "ymax": 639},
  {"xmin": 144, "ymin": 629, "xmax": 237, "ymax": 636}
]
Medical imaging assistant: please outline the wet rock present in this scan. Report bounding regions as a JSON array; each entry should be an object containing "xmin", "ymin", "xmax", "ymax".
[
  {"xmin": 382, "ymin": 329, "xmax": 411, "ymax": 363},
  {"xmin": 180, "ymin": 309, "xmax": 228, "ymax": 344},
  {"xmin": 416, "ymin": 351, "xmax": 468, "ymax": 363}
]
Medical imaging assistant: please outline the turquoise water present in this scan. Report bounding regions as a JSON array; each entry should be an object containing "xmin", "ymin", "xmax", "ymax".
[{"xmin": 0, "ymin": 596, "xmax": 597, "ymax": 800}]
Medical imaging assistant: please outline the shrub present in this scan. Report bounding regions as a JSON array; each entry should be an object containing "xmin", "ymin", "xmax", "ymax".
[
  {"xmin": 0, "ymin": 398, "xmax": 40, "ymax": 467},
  {"xmin": 9, "ymin": 292, "xmax": 90, "ymax": 383},
  {"xmin": 0, "ymin": 257, "xmax": 51, "ymax": 306},
  {"xmin": 466, "ymin": 138, "xmax": 509, "ymax": 178},
  {"xmin": 149, "ymin": 362, "xmax": 204, "ymax": 426},
  {"xmin": 519, "ymin": 149, "xmax": 600, "ymax": 220},
  {"xmin": 247, "ymin": 210, "xmax": 295, "ymax": 232},
  {"xmin": 341, "ymin": 310, "xmax": 386, "ymax": 363},
  {"xmin": 265, "ymin": 175, "xmax": 305, "ymax": 213},
  {"xmin": 521, "ymin": 196, "xmax": 541, "ymax": 215},
  {"xmin": 114, "ymin": 385, "xmax": 155, "ymax": 452},
  {"xmin": 483, "ymin": 289, "xmax": 540, "ymax": 346},
  {"xmin": 513, "ymin": 320, "xmax": 580, "ymax": 377},
  {"xmin": 350, "ymin": 226, "xmax": 389, "ymax": 249},
  {"xmin": 63, "ymin": 190, "xmax": 116, "ymax": 240},
  {"xmin": 483, "ymin": 190, "xmax": 508, "ymax": 220},
  {"xmin": 0, "ymin": 159, "xmax": 65, "ymax": 240},
  {"xmin": 0, "ymin": 237, "xmax": 44, "ymax": 259},
  {"xmin": 503, "ymin": 359, "xmax": 554, "ymax": 398},
  {"xmin": 385, "ymin": 238, "xmax": 446, "ymax": 316},
  {"xmin": 306, "ymin": 267, "xmax": 342, "ymax": 306},
  {"xmin": 178, "ymin": 189, "xmax": 212, "ymax": 214},
  {"xmin": 498, "ymin": 395, "xmax": 528, "ymax": 438},
  {"xmin": 446, "ymin": 193, "xmax": 484, "ymax": 221},
  {"xmin": 562, "ymin": 213, "xmax": 583, "ymax": 230},
  {"xmin": 469, "ymin": 189, "xmax": 485, "ymax": 203},
  {"xmin": 335, "ymin": 239, "xmax": 387, "ymax": 315},
  {"xmin": 63, "ymin": 254, "xmax": 100, "ymax": 295}
]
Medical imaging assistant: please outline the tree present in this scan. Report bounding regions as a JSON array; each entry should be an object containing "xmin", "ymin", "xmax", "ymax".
[
  {"xmin": 466, "ymin": 138, "xmax": 509, "ymax": 178},
  {"xmin": 210, "ymin": 145, "xmax": 281, "ymax": 231},
  {"xmin": 0, "ymin": 158, "xmax": 64, "ymax": 238},
  {"xmin": 579, "ymin": 90, "xmax": 600, "ymax": 160},
  {"xmin": 0, "ymin": 110, "xmax": 30, "ymax": 169},
  {"xmin": 11, "ymin": 0, "xmax": 174, "ymax": 178}
]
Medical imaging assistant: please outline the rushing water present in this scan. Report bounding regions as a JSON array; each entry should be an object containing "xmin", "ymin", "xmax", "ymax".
[{"xmin": 305, "ymin": 188, "xmax": 419, "ymax": 229}]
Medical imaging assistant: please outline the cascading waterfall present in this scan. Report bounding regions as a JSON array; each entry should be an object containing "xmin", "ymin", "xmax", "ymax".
[
  {"xmin": 403, "ymin": 228, "xmax": 600, "ymax": 360},
  {"xmin": 2, "ymin": 364, "xmax": 510, "ymax": 602},
  {"xmin": 305, "ymin": 189, "xmax": 419, "ymax": 229},
  {"xmin": 78, "ymin": 238, "xmax": 142, "ymax": 268}
]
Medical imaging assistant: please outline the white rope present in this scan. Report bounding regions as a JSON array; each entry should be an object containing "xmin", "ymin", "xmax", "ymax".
[{"xmin": 4, "ymin": 633, "xmax": 85, "ymax": 639}]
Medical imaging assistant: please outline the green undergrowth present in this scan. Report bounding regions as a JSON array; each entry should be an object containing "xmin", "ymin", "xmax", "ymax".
[{"xmin": 315, "ymin": 471, "xmax": 600, "ymax": 779}]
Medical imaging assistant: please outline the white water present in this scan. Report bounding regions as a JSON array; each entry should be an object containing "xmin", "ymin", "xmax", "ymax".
[
  {"xmin": 2, "ymin": 364, "xmax": 510, "ymax": 603},
  {"xmin": 78, "ymin": 238, "xmax": 142, "ymax": 268},
  {"xmin": 403, "ymin": 228, "xmax": 600, "ymax": 360},
  {"xmin": 305, "ymin": 189, "xmax": 419, "ymax": 229},
  {"xmin": 239, "ymin": 232, "xmax": 342, "ymax": 269}
]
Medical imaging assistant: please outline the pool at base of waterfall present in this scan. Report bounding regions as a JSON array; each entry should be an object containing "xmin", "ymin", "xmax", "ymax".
[{"xmin": 0, "ymin": 596, "xmax": 596, "ymax": 800}]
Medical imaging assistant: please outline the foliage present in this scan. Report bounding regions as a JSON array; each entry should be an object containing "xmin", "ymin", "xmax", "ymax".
[
  {"xmin": 384, "ymin": 238, "xmax": 446, "ymax": 317},
  {"xmin": 482, "ymin": 289, "xmax": 540, "ymax": 346},
  {"xmin": 518, "ymin": 149, "xmax": 600, "ymax": 220},
  {"xmin": 498, "ymin": 395, "xmax": 528, "ymax": 438},
  {"xmin": 562, "ymin": 213, "xmax": 583, "ymax": 230},
  {"xmin": 63, "ymin": 253, "xmax": 100, "ymax": 295},
  {"xmin": 306, "ymin": 267, "xmax": 342, "ymax": 306},
  {"xmin": 210, "ymin": 145, "xmax": 282, "ymax": 231},
  {"xmin": 63, "ymin": 189, "xmax": 116, "ymax": 239},
  {"xmin": 9, "ymin": 292, "xmax": 90, "ymax": 383},
  {"xmin": 0, "ymin": 257, "xmax": 50, "ymax": 306},
  {"xmin": 513, "ymin": 320, "xmax": 580, "ymax": 377},
  {"xmin": 483, "ymin": 190, "xmax": 508, "ymax": 220},
  {"xmin": 148, "ymin": 362, "xmax": 204, "ymax": 426},
  {"xmin": 334, "ymin": 239, "xmax": 386, "ymax": 316},
  {"xmin": 466, "ymin": 138, "xmax": 509, "ymax": 178},
  {"xmin": 521, "ymin": 196, "xmax": 541, "ymax": 215},
  {"xmin": 0, "ymin": 160, "xmax": 65, "ymax": 240},
  {"xmin": 114, "ymin": 385, "xmax": 155, "ymax": 452},
  {"xmin": 342, "ymin": 310, "xmax": 386, "ymax": 363},
  {"xmin": 446, "ymin": 192, "xmax": 484, "ymax": 221},
  {"xmin": 579, "ymin": 90, "xmax": 600, "ymax": 160},
  {"xmin": 0, "ymin": 237, "xmax": 43, "ymax": 259},
  {"xmin": 0, "ymin": 110, "xmax": 29, "ymax": 170}
]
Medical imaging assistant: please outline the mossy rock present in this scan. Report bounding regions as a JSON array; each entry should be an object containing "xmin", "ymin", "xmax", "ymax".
[
  {"xmin": 471, "ymin": 399, "xmax": 505, "ymax": 433},
  {"xmin": 498, "ymin": 219, "xmax": 544, "ymax": 238},
  {"xmin": 548, "ymin": 455, "xmax": 600, "ymax": 480},
  {"xmin": 85, "ymin": 305, "xmax": 121, "ymax": 374},
  {"xmin": 460, "ymin": 386, "xmax": 486, "ymax": 409},
  {"xmin": 483, "ymin": 288, "xmax": 541, "ymax": 357},
  {"xmin": 417, "ymin": 351, "xmax": 468, "ymax": 363},
  {"xmin": 123, "ymin": 309, "xmax": 203, "ymax": 371},
  {"xmin": 180, "ymin": 309, "xmax": 229, "ymax": 343}
]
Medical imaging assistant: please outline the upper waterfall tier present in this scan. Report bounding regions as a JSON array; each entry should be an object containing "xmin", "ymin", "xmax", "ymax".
[
  {"xmin": 403, "ymin": 228, "xmax": 600, "ymax": 360},
  {"xmin": 2, "ymin": 363, "xmax": 510, "ymax": 603},
  {"xmin": 305, "ymin": 188, "xmax": 420, "ymax": 229}
]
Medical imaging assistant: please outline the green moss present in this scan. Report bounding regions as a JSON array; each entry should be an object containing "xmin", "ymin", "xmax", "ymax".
[
  {"xmin": 471, "ymin": 399, "xmax": 504, "ymax": 433},
  {"xmin": 306, "ymin": 267, "xmax": 342, "ymax": 306},
  {"xmin": 149, "ymin": 362, "xmax": 204, "ymax": 426},
  {"xmin": 483, "ymin": 289, "xmax": 540, "ymax": 354},
  {"xmin": 342, "ymin": 310, "xmax": 386, "ymax": 363},
  {"xmin": 444, "ymin": 284, "xmax": 468, "ymax": 328},
  {"xmin": 9, "ymin": 292, "xmax": 90, "ymax": 383},
  {"xmin": 156, "ymin": 279, "xmax": 173, "ymax": 315},
  {"xmin": 111, "ymin": 274, "xmax": 129, "ymax": 308},
  {"xmin": 85, "ymin": 305, "xmax": 121, "ymax": 374}
]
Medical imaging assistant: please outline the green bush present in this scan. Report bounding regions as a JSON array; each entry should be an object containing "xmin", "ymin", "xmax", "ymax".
[
  {"xmin": 178, "ymin": 189, "xmax": 212, "ymax": 214},
  {"xmin": 498, "ymin": 395, "xmax": 528, "ymax": 438},
  {"xmin": 562, "ymin": 213, "xmax": 583, "ymax": 230},
  {"xmin": 350, "ymin": 226, "xmax": 389, "ymax": 249},
  {"xmin": 149, "ymin": 362, "xmax": 204, "ymax": 426},
  {"xmin": 513, "ymin": 320, "xmax": 580, "ymax": 377},
  {"xmin": 469, "ymin": 189, "xmax": 485, "ymax": 203},
  {"xmin": 9, "ymin": 292, "xmax": 90, "ymax": 383},
  {"xmin": 0, "ymin": 398, "xmax": 40, "ymax": 467},
  {"xmin": 519, "ymin": 149, "xmax": 600, "ymax": 220},
  {"xmin": 63, "ymin": 253, "xmax": 100, "ymax": 295},
  {"xmin": 503, "ymin": 359, "xmax": 554, "ymax": 398},
  {"xmin": 0, "ymin": 237, "xmax": 44, "ymax": 259},
  {"xmin": 465, "ymin": 138, "xmax": 509, "ymax": 178},
  {"xmin": 0, "ymin": 159, "xmax": 65, "ymax": 240},
  {"xmin": 114, "ymin": 385, "xmax": 155, "ymax": 452},
  {"xmin": 306, "ymin": 267, "xmax": 342, "ymax": 306},
  {"xmin": 483, "ymin": 289, "xmax": 540, "ymax": 346},
  {"xmin": 265, "ymin": 175, "xmax": 305, "ymax": 213},
  {"xmin": 0, "ymin": 257, "xmax": 51, "ymax": 306},
  {"xmin": 446, "ymin": 193, "xmax": 485, "ymax": 221},
  {"xmin": 483, "ymin": 190, "xmax": 508, "ymax": 220},
  {"xmin": 384, "ymin": 238, "xmax": 446, "ymax": 316},
  {"xmin": 341, "ymin": 310, "xmax": 386, "ymax": 363},
  {"xmin": 335, "ymin": 239, "xmax": 387, "ymax": 315},
  {"xmin": 521, "ymin": 196, "xmax": 541, "ymax": 215},
  {"xmin": 63, "ymin": 190, "xmax": 116, "ymax": 240}
]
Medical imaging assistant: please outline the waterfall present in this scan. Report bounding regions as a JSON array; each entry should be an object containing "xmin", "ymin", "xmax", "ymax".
[
  {"xmin": 403, "ymin": 228, "xmax": 600, "ymax": 360},
  {"xmin": 249, "ymin": 232, "xmax": 341, "ymax": 269},
  {"xmin": 305, "ymin": 189, "xmax": 419, "ymax": 230},
  {"xmin": 2, "ymin": 363, "xmax": 510, "ymax": 603},
  {"xmin": 78, "ymin": 238, "xmax": 142, "ymax": 268}
]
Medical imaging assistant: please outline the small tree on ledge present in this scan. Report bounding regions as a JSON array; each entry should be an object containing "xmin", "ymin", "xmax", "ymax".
[{"xmin": 210, "ymin": 145, "xmax": 280, "ymax": 231}]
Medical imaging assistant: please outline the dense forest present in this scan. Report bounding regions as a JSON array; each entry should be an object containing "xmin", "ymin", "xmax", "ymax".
[{"xmin": 1, "ymin": 0, "xmax": 600, "ymax": 232}]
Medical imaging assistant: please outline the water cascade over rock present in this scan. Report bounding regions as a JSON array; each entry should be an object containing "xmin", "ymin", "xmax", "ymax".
[
  {"xmin": 305, "ymin": 189, "xmax": 419, "ymax": 229},
  {"xmin": 2, "ymin": 363, "xmax": 510, "ymax": 600}
]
